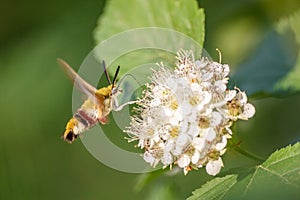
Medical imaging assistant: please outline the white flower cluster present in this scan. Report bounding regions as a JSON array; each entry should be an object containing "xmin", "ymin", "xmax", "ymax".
[{"xmin": 125, "ymin": 50, "xmax": 255, "ymax": 175}]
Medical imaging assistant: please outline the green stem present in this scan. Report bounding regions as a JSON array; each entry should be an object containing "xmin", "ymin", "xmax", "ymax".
[{"xmin": 233, "ymin": 145, "xmax": 265, "ymax": 162}]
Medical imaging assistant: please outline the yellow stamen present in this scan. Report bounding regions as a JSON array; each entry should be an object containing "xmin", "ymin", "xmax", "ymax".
[
  {"xmin": 227, "ymin": 101, "xmax": 242, "ymax": 116},
  {"xmin": 189, "ymin": 96, "xmax": 200, "ymax": 106},
  {"xmin": 198, "ymin": 116, "xmax": 210, "ymax": 129},
  {"xmin": 169, "ymin": 126, "xmax": 179, "ymax": 138},
  {"xmin": 208, "ymin": 150, "xmax": 220, "ymax": 160},
  {"xmin": 170, "ymin": 99, "xmax": 178, "ymax": 110}
]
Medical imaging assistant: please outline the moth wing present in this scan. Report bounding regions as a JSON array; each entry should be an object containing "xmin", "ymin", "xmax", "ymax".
[{"xmin": 58, "ymin": 58, "xmax": 105, "ymax": 105}]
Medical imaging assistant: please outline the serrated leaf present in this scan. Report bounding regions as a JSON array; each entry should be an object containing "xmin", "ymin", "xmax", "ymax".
[
  {"xmin": 94, "ymin": 0, "xmax": 204, "ymax": 46},
  {"xmin": 187, "ymin": 143, "xmax": 300, "ymax": 200},
  {"xmin": 187, "ymin": 175, "xmax": 238, "ymax": 200},
  {"xmin": 232, "ymin": 10, "xmax": 300, "ymax": 97},
  {"xmin": 93, "ymin": 0, "xmax": 205, "ymax": 77},
  {"xmin": 261, "ymin": 143, "xmax": 300, "ymax": 186}
]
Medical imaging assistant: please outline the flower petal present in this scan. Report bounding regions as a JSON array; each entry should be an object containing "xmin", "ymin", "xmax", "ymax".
[
  {"xmin": 177, "ymin": 155, "xmax": 191, "ymax": 168},
  {"xmin": 205, "ymin": 158, "xmax": 223, "ymax": 176}
]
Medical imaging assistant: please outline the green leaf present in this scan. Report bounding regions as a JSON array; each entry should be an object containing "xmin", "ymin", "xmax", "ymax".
[
  {"xmin": 275, "ymin": 10, "xmax": 300, "ymax": 91},
  {"xmin": 187, "ymin": 175, "xmax": 238, "ymax": 200},
  {"xmin": 93, "ymin": 0, "xmax": 205, "ymax": 77},
  {"xmin": 187, "ymin": 142, "xmax": 300, "ymax": 200},
  {"xmin": 232, "ymin": 30, "xmax": 298, "ymax": 97},
  {"xmin": 232, "ymin": 9, "xmax": 300, "ymax": 97},
  {"xmin": 94, "ymin": 0, "xmax": 204, "ymax": 46}
]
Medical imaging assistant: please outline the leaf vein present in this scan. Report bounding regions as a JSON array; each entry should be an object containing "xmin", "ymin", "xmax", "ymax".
[
  {"xmin": 281, "ymin": 166, "xmax": 300, "ymax": 177},
  {"xmin": 243, "ymin": 165, "xmax": 260, "ymax": 196},
  {"xmin": 218, "ymin": 178, "xmax": 237, "ymax": 200},
  {"xmin": 260, "ymin": 166, "xmax": 292, "ymax": 185},
  {"xmin": 264, "ymin": 151, "xmax": 300, "ymax": 168}
]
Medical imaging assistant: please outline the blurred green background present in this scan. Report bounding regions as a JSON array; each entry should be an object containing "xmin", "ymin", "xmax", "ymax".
[{"xmin": 1, "ymin": 0, "xmax": 299, "ymax": 199}]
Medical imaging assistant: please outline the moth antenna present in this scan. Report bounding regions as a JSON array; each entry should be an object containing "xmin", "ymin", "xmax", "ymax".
[
  {"xmin": 102, "ymin": 60, "xmax": 112, "ymax": 85},
  {"xmin": 112, "ymin": 65, "xmax": 120, "ymax": 87}
]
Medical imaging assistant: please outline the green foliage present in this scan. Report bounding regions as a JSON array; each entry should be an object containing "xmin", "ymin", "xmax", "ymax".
[
  {"xmin": 0, "ymin": 1, "xmax": 142, "ymax": 200},
  {"xmin": 187, "ymin": 175, "xmax": 238, "ymax": 200},
  {"xmin": 93, "ymin": 0, "xmax": 205, "ymax": 76},
  {"xmin": 94, "ymin": 0, "xmax": 204, "ymax": 46},
  {"xmin": 232, "ymin": 9, "xmax": 300, "ymax": 97},
  {"xmin": 275, "ymin": 9, "xmax": 300, "ymax": 91},
  {"xmin": 92, "ymin": 1, "xmax": 300, "ymax": 199},
  {"xmin": 188, "ymin": 143, "xmax": 300, "ymax": 200},
  {"xmin": 2, "ymin": 0, "xmax": 300, "ymax": 200}
]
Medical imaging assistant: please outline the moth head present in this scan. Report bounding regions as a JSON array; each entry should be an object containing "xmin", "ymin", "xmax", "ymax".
[{"xmin": 63, "ymin": 129, "xmax": 78, "ymax": 144}]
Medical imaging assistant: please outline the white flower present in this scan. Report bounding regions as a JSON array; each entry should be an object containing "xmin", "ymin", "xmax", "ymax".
[
  {"xmin": 176, "ymin": 134, "xmax": 190, "ymax": 148},
  {"xmin": 215, "ymin": 136, "xmax": 228, "ymax": 150},
  {"xmin": 177, "ymin": 154, "xmax": 191, "ymax": 168},
  {"xmin": 193, "ymin": 137, "xmax": 205, "ymax": 151},
  {"xmin": 241, "ymin": 103, "xmax": 256, "ymax": 119},
  {"xmin": 162, "ymin": 152, "xmax": 173, "ymax": 165},
  {"xmin": 143, "ymin": 151, "xmax": 156, "ymax": 165},
  {"xmin": 125, "ymin": 49, "xmax": 255, "ymax": 176},
  {"xmin": 206, "ymin": 157, "xmax": 224, "ymax": 176},
  {"xmin": 211, "ymin": 111, "xmax": 222, "ymax": 126},
  {"xmin": 204, "ymin": 128, "xmax": 216, "ymax": 142},
  {"xmin": 191, "ymin": 151, "xmax": 200, "ymax": 164}
]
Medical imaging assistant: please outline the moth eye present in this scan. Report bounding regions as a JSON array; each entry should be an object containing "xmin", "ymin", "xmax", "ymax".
[{"xmin": 112, "ymin": 88, "xmax": 118, "ymax": 94}]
